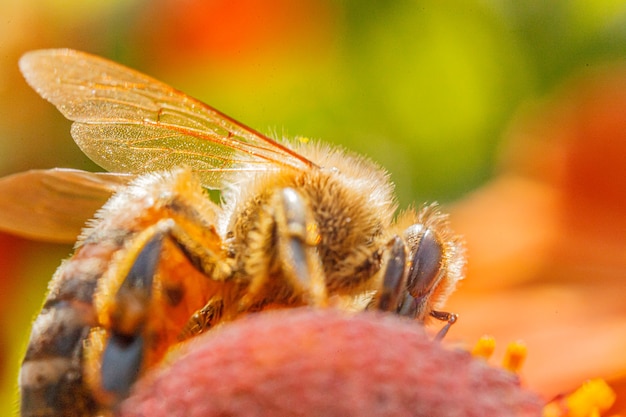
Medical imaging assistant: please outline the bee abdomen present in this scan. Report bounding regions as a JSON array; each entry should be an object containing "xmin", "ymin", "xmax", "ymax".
[{"xmin": 19, "ymin": 299, "xmax": 97, "ymax": 417}]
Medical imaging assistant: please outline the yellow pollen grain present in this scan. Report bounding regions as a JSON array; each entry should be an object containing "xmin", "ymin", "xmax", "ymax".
[
  {"xmin": 566, "ymin": 378, "xmax": 616, "ymax": 417},
  {"xmin": 502, "ymin": 341, "xmax": 527, "ymax": 373},
  {"xmin": 471, "ymin": 335, "xmax": 495, "ymax": 360}
]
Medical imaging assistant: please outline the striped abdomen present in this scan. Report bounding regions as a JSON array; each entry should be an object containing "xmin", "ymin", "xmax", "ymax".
[{"xmin": 19, "ymin": 238, "xmax": 124, "ymax": 417}]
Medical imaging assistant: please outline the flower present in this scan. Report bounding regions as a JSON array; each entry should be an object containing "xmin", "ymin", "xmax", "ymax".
[
  {"xmin": 446, "ymin": 64, "xmax": 626, "ymax": 414},
  {"xmin": 118, "ymin": 309, "xmax": 542, "ymax": 417}
]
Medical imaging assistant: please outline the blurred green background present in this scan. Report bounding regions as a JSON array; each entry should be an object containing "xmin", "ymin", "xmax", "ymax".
[{"xmin": 2, "ymin": 0, "xmax": 626, "ymax": 414}]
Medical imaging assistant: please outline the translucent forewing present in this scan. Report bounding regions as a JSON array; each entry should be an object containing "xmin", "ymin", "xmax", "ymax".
[
  {"xmin": 0, "ymin": 169, "xmax": 132, "ymax": 242},
  {"xmin": 19, "ymin": 49, "xmax": 315, "ymax": 189}
]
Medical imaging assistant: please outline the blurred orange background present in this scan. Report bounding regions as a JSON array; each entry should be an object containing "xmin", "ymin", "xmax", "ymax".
[{"xmin": 1, "ymin": 1, "xmax": 626, "ymax": 415}]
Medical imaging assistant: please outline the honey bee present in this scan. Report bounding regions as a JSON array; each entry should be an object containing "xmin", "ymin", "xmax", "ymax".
[{"xmin": 1, "ymin": 49, "xmax": 465, "ymax": 417}]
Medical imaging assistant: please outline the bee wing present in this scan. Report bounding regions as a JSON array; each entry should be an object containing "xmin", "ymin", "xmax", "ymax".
[
  {"xmin": 19, "ymin": 49, "xmax": 316, "ymax": 189},
  {"xmin": 0, "ymin": 169, "xmax": 132, "ymax": 243}
]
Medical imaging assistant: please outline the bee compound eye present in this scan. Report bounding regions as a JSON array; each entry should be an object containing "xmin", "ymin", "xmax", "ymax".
[{"xmin": 406, "ymin": 228, "xmax": 443, "ymax": 299}]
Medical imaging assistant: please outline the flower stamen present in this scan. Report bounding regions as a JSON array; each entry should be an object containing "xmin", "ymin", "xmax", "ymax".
[
  {"xmin": 543, "ymin": 378, "xmax": 617, "ymax": 417},
  {"xmin": 502, "ymin": 341, "xmax": 527, "ymax": 373},
  {"xmin": 472, "ymin": 335, "xmax": 496, "ymax": 360}
]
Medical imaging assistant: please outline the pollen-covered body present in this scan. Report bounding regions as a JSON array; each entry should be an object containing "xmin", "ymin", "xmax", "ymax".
[
  {"xmin": 222, "ymin": 141, "xmax": 397, "ymax": 307},
  {"xmin": 5, "ymin": 49, "xmax": 466, "ymax": 417}
]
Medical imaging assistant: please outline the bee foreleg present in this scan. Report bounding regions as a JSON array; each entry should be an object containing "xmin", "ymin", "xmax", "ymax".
[
  {"xmin": 373, "ymin": 236, "xmax": 408, "ymax": 312},
  {"xmin": 430, "ymin": 310, "xmax": 458, "ymax": 341}
]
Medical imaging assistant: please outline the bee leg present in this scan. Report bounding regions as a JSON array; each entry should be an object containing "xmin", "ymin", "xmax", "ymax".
[
  {"xmin": 178, "ymin": 298, "xmax": 225, "ymax": 340},
  {"xmin": 99, "ymin": 219, "xmax": 227, "ymax": 403},
  {"xmin": 430, "ymin": 310, "xmax": 458, "ymax": 341},
  {"xmin": 396, "ymin": 292, "xmax": 458, "ymax": 340},
  {"xmin": 373, "ymin": 236, "xmax": 408, "ymax": 312},
  {"xmin": 99, "ymin": 227, "xmax": 164, "ymax": 404},
  {"xmin": 164, "ymin": 220, "xmax": 231, "ymax": 280},
  {"xmin": 274, "ymin": 187, "xmax": 327, "ymax": 306},
  {"xmin": 239, "ymin": 187, "xmax": 325, "ymax": 308}
]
